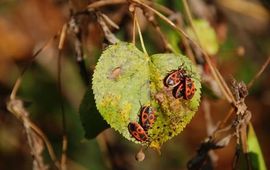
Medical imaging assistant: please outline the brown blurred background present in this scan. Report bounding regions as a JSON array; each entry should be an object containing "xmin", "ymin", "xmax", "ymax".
[{"xmin": 0, "ymin": 0, "xmax": 270, "ymax": 169}]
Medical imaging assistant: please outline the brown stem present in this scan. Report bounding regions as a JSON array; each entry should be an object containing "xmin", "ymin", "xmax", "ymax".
[
  {"xmin": 247, "ymin": 56, "xmax": 270, "ymax": 89},
  {"xmin": 100, "ymin": 13, "xmax": 120, "ymax": 30},
  {"xmin": 218, "ymin": 107, "xmax": 235, "ymax": 129},
  {"xmin": 7, "ymin": 100, "xmax": 60, "ymax": 169},
  {"xmin": 58, "ymin": 24, "xmax": 68, "ymax": 170},
  {"xmin": 61, "ymin": 135, "xmax": 68, "ymax": 170},
  {"xmin": 181, "ymin": 0, "xmax": 236, "ymax": 104},
  {"xmin": 29, "ymin": 121, "xmax": 60, "ymax": 168},
  {"xmin": 96, "ymin": 11, "xmax": 119, "ymax": 44},
  {"xmin": 88, "ymin": 0, "xmax": 126, "ymax": 9},
  {"xmin": 147, "ymin": 0, "xmax": 174, "ymax": 15},
  {"xmin": 144, "ymin": 9, "xmax": 174, "ymax": 52},
  {"xmin": 183, "ymin": 0, "xmax": 201, "ymax": 45},
  {"xmin": 130, "ymin": 4, "xmax": 136, "ymax": 44}
]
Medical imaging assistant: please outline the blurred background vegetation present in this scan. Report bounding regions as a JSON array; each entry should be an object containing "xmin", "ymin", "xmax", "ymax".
[{"xmin": 0, "ymin": 0, "xmax": 269, "ymax": 170}]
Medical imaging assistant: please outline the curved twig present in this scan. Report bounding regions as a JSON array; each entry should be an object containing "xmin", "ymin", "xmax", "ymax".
[
  {"xmin": 247, "ymin": 56, "xmax": 270, "ymax": 89},
  {"xmin": 132, "ymin": 0, "xmax": 236, "ymax": 105}
]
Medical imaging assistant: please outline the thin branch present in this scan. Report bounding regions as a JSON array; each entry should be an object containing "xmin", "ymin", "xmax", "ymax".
[
  {"xmin": 96, "ymin": 11, "xmax": 119, "ymax": 44},
  {"xmin": 146, "ymin": 0, "xmax": 174, "ymax": 16},
  {"xmin": 183, "ymin": 0, "xmax": 201, "ymax": 45},
  {"xmin": 23, "ymin": 36, "xmax": 58, "ymax": 75},
  {"xmin": 61, "ymin": 136, "xmax": 68, "ymax": 170},
  {"xmin": 57, "ymin": 24, "xmax": 68, "ymax": 170},
  {"xmin": 218, "ymin": 107, "xmax": 235, "ymax": 129},
  {"xmin": 8, "ymin": 33, "xmax": 60, "ymax": 169},
  {"xmin": 132, "ymin": 0, "xmax": 236, "ymax": 105},
  {"xmin": 100, "ymin": 13, "xmax": 120, "ymax": 30},
  {"xmin": 181, "ymin": 0, "xmax": 236, "ymax": 104},
  {"xmin": 87, "ymin": 0, "xmax": 175, "ymax": 16},
  {"xmin": 68, "ymin": 15, "xmax": 89, "ymax": 85},
  {"xmin": 143, "ymin": 9, "xmax": 175, "ymax": 52},
  {"xmin": 86, "ymin": 0, "xmax": 192, "ymax": 61},
  {"xmin": 181, "ymin": 0, "xmax": 207, "ymax": 63},
  {"xmin": 10, "ymin": 78, "xmax": 22, "ymax": 100},
  {"xmin": 7, "ymin": 99, "xmax": 60, "ymax": 169},
  {"xmin": 28, "ymin": 121, "xmax": 60, "ymax": 168},
  {"xmin": 247, "ymin": 56, "xmax": 270, "ymax": 89},
  {"xmin": 169, "ymin": 13, "xmax": 196, "ymax": 63},
  {"xmin": 132, "ymin": 16, "xmax": 136, "ymax": 44},
  {"xmin": 10, "ymin": 36, "xmax": 57, "ymax": 100},
  {"xmin": 129, "ymin": 4, "xmax": 136, "ymax": 44},
  {"xmin": 87, "ymin": 0, "xmax": 126, "ymax": 10},
  {"xmin": 132, "ymin": 0, "xmax": 189, "ymax": 42},
  {"xmin": 217, "ymin": 0, "xmax": 270, "ymax": 22},
  {"xmin": 58, "ymin": 24, "xmax": 68, "ymax": 50},
  {"xmin": 216, "ymin": 68, "xmax": 236, "ymax": 103}
]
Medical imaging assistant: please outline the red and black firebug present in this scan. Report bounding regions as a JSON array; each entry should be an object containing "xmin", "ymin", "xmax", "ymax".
[
  {"xmin": 164, "ymin": 68, "xmax": 186, "ymax": 88},
  {"xmin": 172, "ymin": 77, "xmax": 196, "ymax": 100},
  {"xmin": 128, "ymin": 122, "xmax": 148, "ymax": 142},
  {"xmin": 183, "ymin": 77, "xmax": 196, "ymax": 100},
  {"xmin": 139, "ymin": 106, "xmax": 156, "ymax": 131}
]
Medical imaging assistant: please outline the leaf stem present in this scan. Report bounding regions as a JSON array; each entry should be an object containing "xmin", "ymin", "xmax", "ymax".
[{"xmin": 134, "ymin": 8, "xmax": 149, "ymax": 56}]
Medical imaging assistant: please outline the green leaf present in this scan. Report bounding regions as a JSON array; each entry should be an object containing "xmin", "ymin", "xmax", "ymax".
[
  {"xmin": 148, "ymin": 53, "xmax": 201, "ymax": 149},
  {"xmin": 247, "ymin": 124, "xmax": 267, "ymax": 170},
  {"xmin": 186, "ymin": 19, "xmax": 219, "ymax": 55},
  {"xmin": 201, "ymin": 84, "xmax": 219, "ymax": 100},
  {"xmin": 166, "ymin": 29, "xmax": 181, "ymax": 54},
  {"xmin": 79, "ymin": 88, "xmax": 109, "ymax": 139},
  {"xmin": 92, "ymin": 42, "xmax": 201, "ymax": 150}
]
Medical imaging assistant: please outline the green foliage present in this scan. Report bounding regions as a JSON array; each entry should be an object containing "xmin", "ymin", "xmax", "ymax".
[
  {"xmin": 92, "ymin": 42, "xmax": 201, "ymax": 150},
  {"xmin": 201, "ymin": 84, "xmax": 220, "ymax": 100},
  {"xmin": 92, "ymin": 42, "xmax": 150, "ymax": 142},
  {"xmin": 79, "ymin": 88, "xmax": 109, "ymax": 139},
  {"xmin": 148, "ymin": 53, "xmax": 201, "ymax": 149},
  {"xmin": 186, "ymin": 19, "xmax": 219, "ymax": 55},
  {"xmin": 166, "ymin": 30, "xmax": 181, "ymax": 54},
  {"xmin": 0, "ymin": 0, "xmax": 17, "ymax": 13},
  {"xmin": 247, "ymin": 124, "xmax": 267, "ymax": 170}
]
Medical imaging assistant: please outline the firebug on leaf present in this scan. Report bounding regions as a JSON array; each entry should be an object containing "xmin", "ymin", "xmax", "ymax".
[{"xmin": 128, "ymin": 122, "xmax": 148, "ymax": 142}]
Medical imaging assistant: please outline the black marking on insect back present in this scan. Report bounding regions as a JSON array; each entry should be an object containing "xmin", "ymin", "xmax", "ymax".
[
  {"xmin": 168, "ymin": 132, "xmax": 172, "ymax": 136},
  {"xmin": 139, "ymin": 106, "xmax": 156, "ymax": 131},
  {"xmin": 172, "ymin": 83, "xmax": 184, "ymax": 98}
]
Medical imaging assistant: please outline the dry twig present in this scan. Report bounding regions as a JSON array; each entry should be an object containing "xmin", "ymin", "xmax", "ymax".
[
  {"xmin": 188, "ymin": 79, "xmax": 252, "ymax": 169},
  {"xmin": 247, "ymin": 56, "xmax": 270, "ymax": 89},
  {"xmin": 7, "ymin": 81, "xmax": 60, "ymax": 169},
  {"xmin": 132, "ymin": 0, "xmax": 236, "ymax": 106},
  {"xmin": 57, "ymin": 24, "xmax": 68, "ymax": 170},
  {"xmin": 96, "ymin": 11, "xmax": 120, "ymax": 44},
  {"xmin": 88, "ymin": 0, "xmax": 126, "ymax": 10},
  {"xmin": 143, "ymin": 8, "xmax": 175, "ymax": 52}
]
